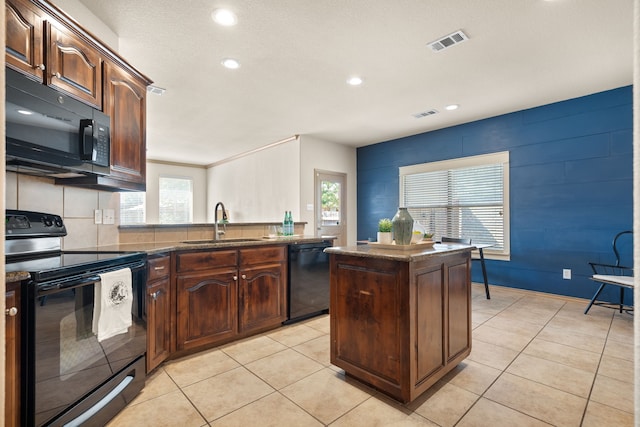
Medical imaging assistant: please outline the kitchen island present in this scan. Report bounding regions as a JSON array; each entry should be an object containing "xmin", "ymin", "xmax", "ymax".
[{"xmin": 325, "ymin": 243, "xmax": 473, "ymax": 403}]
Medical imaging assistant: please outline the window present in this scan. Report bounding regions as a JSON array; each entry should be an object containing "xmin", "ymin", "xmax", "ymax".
[
  {"xmin": 120, "ymin": 192, "xmax": 146, "ymax": 225},
  {"xmin": 400, "ymin": 152, "xmax": 509, "ymax": 259},
  {"xmin": 159, "ymin": 176, "xmax": 193, "ymax": 224}
]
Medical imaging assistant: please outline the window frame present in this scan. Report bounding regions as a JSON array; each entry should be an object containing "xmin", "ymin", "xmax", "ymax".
[{"xmin": 399, "ymin": 152, "xmax": 510, "ymax": 261}]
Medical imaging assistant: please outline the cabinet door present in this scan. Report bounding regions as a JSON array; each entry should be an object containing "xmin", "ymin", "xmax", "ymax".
[
  {"xmin": 238, "ymin": 262, "xmax": 286, "ymax": 334},
  {"xmin": 176, "ymin": 269, "xmax": 237, "ymax": 350},
  {"xmin": 48, "ymin": 22, "xmax": 102, "ymax": 108},
  {"xmin": 332, "ymin": 259, "xmax": 402, "ymax": 384},
  {"xmin": 446, "ymin": 258, "xmax": 471, "ymax": 360},
  {"xmin": 5, "ymin": 281, "xmax": 21, "ymax": 427},
  {"xmin": 5, "ymin": 0, "xmax": 45, "ymax": 80},
  {"xmin": 103, "ymin": 61, "xmax": 147, "ymax": 188},
  {"xmin": 147, "ymin": 276, "xmax": 171, "ymax": 372}
]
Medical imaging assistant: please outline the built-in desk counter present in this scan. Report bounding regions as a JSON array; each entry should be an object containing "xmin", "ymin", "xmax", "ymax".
[{"xmin": 326, "ymin": 243, "xmax": 473, "ymax": 403}]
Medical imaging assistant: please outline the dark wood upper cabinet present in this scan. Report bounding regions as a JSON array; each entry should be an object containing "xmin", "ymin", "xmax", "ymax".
[
  {"xmin": 48, "ymin": 21, "xmax": 103, "ymax": 108},
  {"xmin": 103, "ymin": 60, "xmax": 147, "ymax": 186},
  {"xmin": 5, "ymin": 0, "xmax": 45, "ymax": 80},
  {"xmin": 5, "ymin": 0, "xmax": 152, "ymax": 191}
]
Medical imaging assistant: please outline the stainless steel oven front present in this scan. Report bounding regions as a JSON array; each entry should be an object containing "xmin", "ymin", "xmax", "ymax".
[{"xmin": 23, "ymin": 257, "xmax": 147, "ymax": 427}]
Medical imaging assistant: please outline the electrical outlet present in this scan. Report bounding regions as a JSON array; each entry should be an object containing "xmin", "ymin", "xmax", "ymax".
[
  {"xmin": 563, "ymin": 269, "xmax": 571, "ymax": 280},
  {"xmin": 103, "ymin": 209, "xmax": 115, "ymax": 225},
  {"xmin": 94, "ymin": 209, "xmax": 102, "ymax": 224}
]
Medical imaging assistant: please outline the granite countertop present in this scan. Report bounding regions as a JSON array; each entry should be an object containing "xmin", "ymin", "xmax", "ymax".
[
  {"xmin": 67, "ymin": 235, "xmax": 336, "ymax": 255},
  {"xmin": 6, "ymin": 236, "xmax": 337, "ymax": 281},
  {"xmin": 325, "ymin": 242, "xmax": 474, "ymax": 262}
]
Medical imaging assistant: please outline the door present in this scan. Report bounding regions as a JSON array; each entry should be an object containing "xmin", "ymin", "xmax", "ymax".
[{"xmin": 315, "ymin": 170, "xmax": 347, "ymax": 246}]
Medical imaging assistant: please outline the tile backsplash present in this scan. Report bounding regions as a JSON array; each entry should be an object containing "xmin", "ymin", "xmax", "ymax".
[{"xmin": 6, "ymin": 172, "xmax": 120, "ymax": 249}]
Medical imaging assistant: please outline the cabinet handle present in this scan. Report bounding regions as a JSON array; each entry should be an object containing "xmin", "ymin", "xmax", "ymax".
[
  {"xmin": 154, "ymin": 266, "xmax": 165, "ymax": 271},
  {"xmin": 35, "ymin": 63, "xmax": 45, "ymax": 70},
  {"xmin": 5, "ymin": 307, "xmax": 18, "ymax": 317},
  {"xmin": 151, "ymin": 291, "xmax": 160, "ymax": 301},
  {"xmin": 54, "ymin": 72, "xmax": 61, "ymax": 79},
  {"xmin": 241, "ymin": 274, "xmax": 247, "ymax": 280},
  {"xmin": 233, "ymin": 276, "xmax": 238, "ymax": 281}
]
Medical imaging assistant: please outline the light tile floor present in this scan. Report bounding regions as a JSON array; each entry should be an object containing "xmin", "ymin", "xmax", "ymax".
[{"xmin": 108, "ymin": 284, "xmax": 634, "ymax": 426}]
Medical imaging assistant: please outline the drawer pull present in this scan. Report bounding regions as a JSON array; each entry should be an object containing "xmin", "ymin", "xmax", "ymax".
[
  {"xmin": 359, "ymin": 290, "xmax": 372, "ymax": 296},
  {"xmin": 6, "ymin": 307, "xmax": 18, "ymax": 317},
  {"xmin": 154, "ymin": 266, "xmax": 166, "ymax": 271}
]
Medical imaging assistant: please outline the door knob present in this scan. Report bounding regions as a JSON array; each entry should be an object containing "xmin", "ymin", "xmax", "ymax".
[{"xmin": 5, "ymin": 307, "xmax": 18, "ymax": 317}]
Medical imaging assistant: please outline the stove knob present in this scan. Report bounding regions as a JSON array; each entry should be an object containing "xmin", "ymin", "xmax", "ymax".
[
  {"xmin": 54, "ymin": 217, "xmax": 64, "ymax": 228},
  {"xmin": 42, "ymin": 216, "xmax": 53, "ymax": 227}
]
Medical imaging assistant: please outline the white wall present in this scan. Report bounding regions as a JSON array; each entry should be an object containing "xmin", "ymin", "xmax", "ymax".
[
  {"xmin": 49, "ymin": 0, "xmax": 119, "ymax": 50},
  {"xmin": 299, "ymin": 135, "xmax": 357, "ymax": 245},
  {"xmin": 205, "ymin": 135, "xmax": 357, "ymax": 244},
  {"xmin": 146, "ymin": 161, "xmax": 208, "ymax": 223},
  {"xmin": 207, "ymin": 139, "xmax": 300, "ymax": 223}
]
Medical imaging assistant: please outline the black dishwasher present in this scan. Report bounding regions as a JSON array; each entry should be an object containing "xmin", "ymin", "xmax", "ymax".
[{"xmin": 285, "ymin": 240, "xmax": 333, "ymax": 324}]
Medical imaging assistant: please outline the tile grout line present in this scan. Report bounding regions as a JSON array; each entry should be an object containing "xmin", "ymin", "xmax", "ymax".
[{"xmin": 454, "ymin": 294, "xmax": 568, "ymax": 426}]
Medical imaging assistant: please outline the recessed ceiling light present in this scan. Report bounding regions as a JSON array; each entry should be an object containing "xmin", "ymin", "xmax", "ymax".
[
  {"xmin": 347, "ymin": 76, "xmax": 363, "ymax": 86},
  {"xmin": 212, "ymin": 9, "xmax": 237, "ymax": 26},
  {"xmin": 17, "ymin": 109, "xmax": 33, "ymax": 115},
  {"xmin": 445, "ymin": 104, "xmax": 459, "ymax": 111},
  {"xmin": 221, "ymin": 58, "xmax": 240, "ymax": 69}
]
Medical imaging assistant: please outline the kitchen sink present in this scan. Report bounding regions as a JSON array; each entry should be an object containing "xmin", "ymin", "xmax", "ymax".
[{"xmin": 181, "ymin": 238, "xmax": 262, "ymax": 244}]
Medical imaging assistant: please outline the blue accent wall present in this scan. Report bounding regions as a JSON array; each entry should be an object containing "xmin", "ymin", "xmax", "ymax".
[{"xmin": 357, "ymin": 87, "xmax": 633, "ymax": 303}]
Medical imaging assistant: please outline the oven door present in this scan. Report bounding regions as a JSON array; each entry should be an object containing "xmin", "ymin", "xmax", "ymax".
[{"xmin": 25, "ymin": 261, "xmax": 146, "ymax": 427}]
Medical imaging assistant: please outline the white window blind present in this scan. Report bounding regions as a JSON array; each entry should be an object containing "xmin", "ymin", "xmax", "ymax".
[
  {"xmin": 120, "ymin": 192, "xmax": 146, "ymax": 225},
  {"xmin": 159, "ymin": 176, "xmax": 193, "ymax": 224},
  {"xmin": 400, "ymin": 152, "xmax": 509, "ymax": 256}
]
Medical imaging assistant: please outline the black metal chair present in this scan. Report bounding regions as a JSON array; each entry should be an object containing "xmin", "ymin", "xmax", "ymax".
[
  {"xmin": 585, "ymin": 230, "xmax": 634, "ymax": 314},
  {"xmin": 441, "ymin": 236, "xmax": 491, "ymax": 299}
]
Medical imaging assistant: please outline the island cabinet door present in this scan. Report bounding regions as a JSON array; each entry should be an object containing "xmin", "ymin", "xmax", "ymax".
[
  {"xmin": 238, "ymin": 262, "xmax": 286, "ymax": 334},
  {"xmin": 446, "ymin": 257, "xmax": 471, "ymax": 360},
  {"xmin": 414, "ymin": 264, "xmax": 446, "ymax": 383},
  {"xmin": 331, "ymin": 257, "xmax": 405, "ymax": 387},
  {"xmin": 176, "ymin": 269, "xmax": 238, "ymax": 351}
]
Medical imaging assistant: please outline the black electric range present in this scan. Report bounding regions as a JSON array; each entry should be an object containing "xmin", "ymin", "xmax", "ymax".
[{"xmin": 6, "ymin": 209, "xmax": 147, "ymax": 426}]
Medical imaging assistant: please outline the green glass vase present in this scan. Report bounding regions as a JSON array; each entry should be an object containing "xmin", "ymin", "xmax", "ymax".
[{"xmin": 392, "ymin": 207, "xmax": 413, "ymax": 245}]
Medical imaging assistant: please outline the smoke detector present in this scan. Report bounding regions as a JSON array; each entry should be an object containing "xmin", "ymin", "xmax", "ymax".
[{"xmin": 428, "ymin": 30, "xmax": 469, "ymax": 52}]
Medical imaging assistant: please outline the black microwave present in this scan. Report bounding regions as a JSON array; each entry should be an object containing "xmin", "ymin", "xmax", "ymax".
[{"xmin": 5, "ymin": 68, "xmax": 110, "ymax": 177}]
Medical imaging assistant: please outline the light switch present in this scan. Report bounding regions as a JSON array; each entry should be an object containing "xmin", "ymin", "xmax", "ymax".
[
  {"xmin": 103, "ymin": 209, "xmax": 115, "ymax": 225},
  {"xmin": 94, "ymin": 209, "xmax": 102, "ymax": 224},
  {"xmin": 306, "ymin": 204, "xmax": 314, "ymax": 211}
]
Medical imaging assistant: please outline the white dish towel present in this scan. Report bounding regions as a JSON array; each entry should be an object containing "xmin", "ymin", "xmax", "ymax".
[{"xmin": 92, "ymin": 268, "xmax": 133, "ymax": 342}]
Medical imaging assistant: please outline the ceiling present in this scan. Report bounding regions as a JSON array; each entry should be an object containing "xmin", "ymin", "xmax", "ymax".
[{"xmin": 76, "ymin": 0, "xmax": 633, "ymax": 166}]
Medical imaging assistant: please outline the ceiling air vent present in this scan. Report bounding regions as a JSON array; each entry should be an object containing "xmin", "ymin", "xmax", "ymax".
[
  {"xmin": 428, "ymin": 30, "xmax": 469, "ymax": 52},
  {"xmin": 412, "ymin": 109, "xmax": 439, "ymax": 119},
  {"xmin": 147, "ymin": 85, "xmax": 166, "ymax": 95}
]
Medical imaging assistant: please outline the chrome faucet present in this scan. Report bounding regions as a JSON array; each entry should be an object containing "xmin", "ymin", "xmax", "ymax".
[{"xmin": 214, "ymin": 202, "xmax": 228, "ymax": 240}]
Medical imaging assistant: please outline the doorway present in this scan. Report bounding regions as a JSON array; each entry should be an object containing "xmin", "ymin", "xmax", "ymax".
[{"xmin": 315, "ymin": 170, "xmax": 347, "ymax": 246}]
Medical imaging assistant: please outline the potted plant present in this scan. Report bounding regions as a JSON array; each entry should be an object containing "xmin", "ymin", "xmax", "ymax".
[
  {"xmin": 377, "ymin": 218, "xmax": 393, "ymax": 244},
  {"xmin": 423, "ymin": 232, "xmax": 434, "ymax": 241}
]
